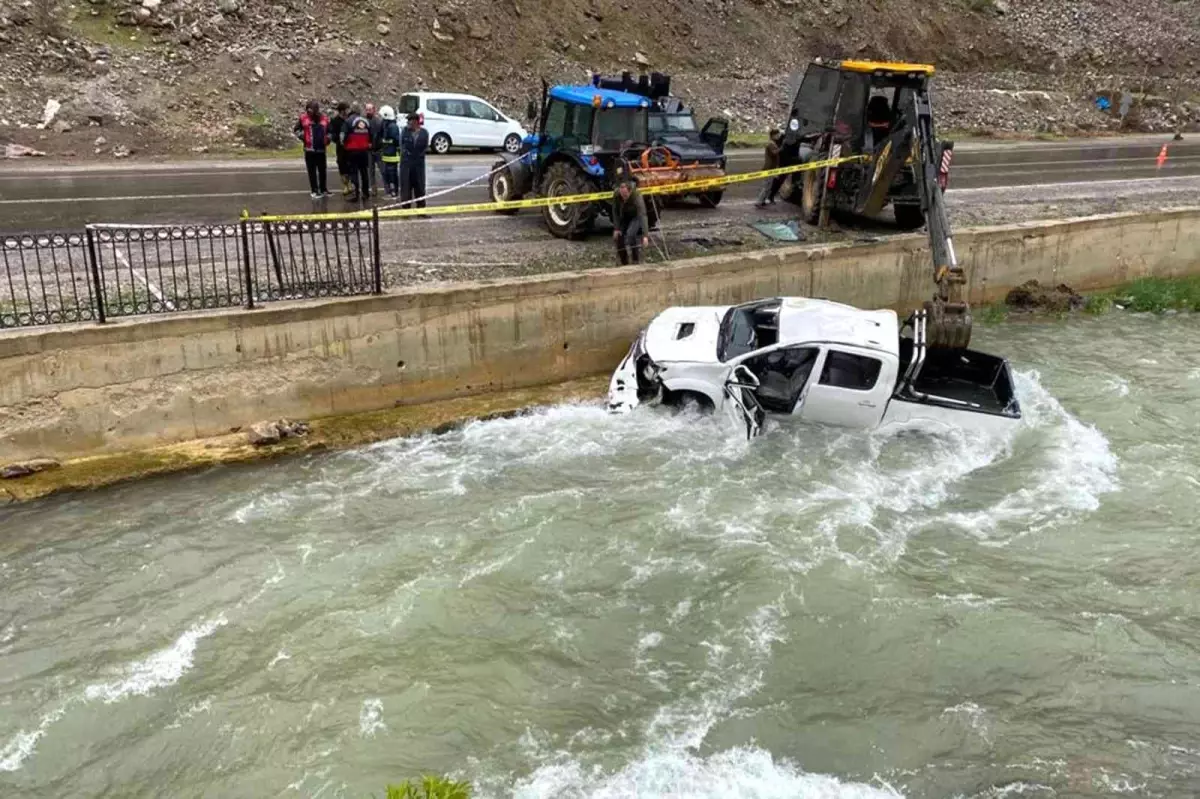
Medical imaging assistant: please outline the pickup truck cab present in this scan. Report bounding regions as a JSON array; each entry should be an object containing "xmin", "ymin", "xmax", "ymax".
[{"xmin": 607, "ymin": 296, "xmax": 1021, "ymax": 438}]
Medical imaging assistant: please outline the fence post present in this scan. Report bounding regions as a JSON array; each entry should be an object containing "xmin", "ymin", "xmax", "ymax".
[
  {"xmin": 240, "ymin": 219, "xmax": 254, "ymax": 310},
  {"xmin": 84, "ymin": 226, "xmax": 107, "ymax": 324},
  {"xmin": 372, "ymin": 207, "xmax": 382, "ymax": 294}
]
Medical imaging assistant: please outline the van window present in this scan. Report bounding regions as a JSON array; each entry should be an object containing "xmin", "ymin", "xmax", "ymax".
[
  {"xmin": 398, "ymin": 95, "xmax": 419, "ymax": 115},
  {"xmin": 432, "ymin": 99, "xmax": 469, "ymax": 117},
  {"xmin": 468, "ymin": 101, "xmax": 498, "ymax": 121},
  {"xmin": 819, "ymin": 351, "xmax": 882, "ymax": 391}
]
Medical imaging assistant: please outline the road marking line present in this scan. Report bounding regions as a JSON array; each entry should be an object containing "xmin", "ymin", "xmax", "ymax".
[
  {"xmin": 112, "ymin": 248, "xmax": 175, "ymax": 310},
  {"xmin": 0, "ymin": 182, "xmax": 483, "ymax": 205}
]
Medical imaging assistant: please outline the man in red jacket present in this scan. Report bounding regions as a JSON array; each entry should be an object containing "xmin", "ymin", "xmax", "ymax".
[
  {"xmin": 339, "ymin": 104, "xmax": 373, "ymax": 202},
  {"xmin": 293, "ymin": 100, "xmax": 331, "ymax": 199}
]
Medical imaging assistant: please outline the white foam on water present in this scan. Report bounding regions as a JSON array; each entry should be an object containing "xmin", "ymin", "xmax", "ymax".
[
  {"xmin": 941, "ymin": 702, "xmax": 992, "ymax": 745},
  {"xmin": 84, "ymin": 615, "xmax": 227, "ymax": 704},
  {"xmin": 0, "ymin": 705, "xmax": 67, "ymax": 772},
  {"xmin": 510, "ymin": 745, "xmax": 903, "ymax": 799},
  {"xmin": 637, "ymin": 631, "xmax": 664, "ymax": 653},
  {"xmin": 268, "ymin": 649, "xmax": 291, "ymax": 669},
  {"xmin": 359, "ymin": 698, "xmax": 386, "ymax": 737},
  {"xmin": 937, "ymin": 370, "xmax": 1119, "ymax": 543}
]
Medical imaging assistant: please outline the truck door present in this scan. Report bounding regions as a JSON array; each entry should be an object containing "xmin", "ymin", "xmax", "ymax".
[
  {"xmin": 799, "ymin": 347, "xmax": 896, "ymax": 429},
  {"xmin": 700, "ymin": 117, "xmax": 729, "ymax": 154},
  {"xmin": 724, "ymin": 365, "xmax": 765, "ymax": 440}
]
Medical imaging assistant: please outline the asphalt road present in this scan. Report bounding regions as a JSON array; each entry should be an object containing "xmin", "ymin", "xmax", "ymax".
[{"xmin": 1, "ymin": 135, "xmax": 1197, "ymax": 233}]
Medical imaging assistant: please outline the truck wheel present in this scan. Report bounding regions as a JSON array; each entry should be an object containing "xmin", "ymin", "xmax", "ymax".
[
  {"xmin": 488, "ymin": 164, "xmax": 522, "ymax": 215},
  {"xmin": 801, "ymin": 169, "xmax": 822, "ymax": 224},
  {"xmin": 540, "ymin": 162, "xmax": 596, "ymax": 239},
  {"xmin": 894, "ymin": 204, "xmax": 926, "ymax": 230},
  {"xmin": 700, "ymin": 190, "xmax": 724, "ymax": 208}
]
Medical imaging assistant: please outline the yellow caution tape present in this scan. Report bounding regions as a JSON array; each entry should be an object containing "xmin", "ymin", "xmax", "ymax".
[{"xmin": 247, "ymin": 154, "xmax": 869, "ymax": 224}]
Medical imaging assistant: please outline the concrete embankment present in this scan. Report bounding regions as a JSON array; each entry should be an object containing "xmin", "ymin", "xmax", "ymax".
[{"xmin": 2, "ymin": 207, "xmax": 1198, "ymax": 498}]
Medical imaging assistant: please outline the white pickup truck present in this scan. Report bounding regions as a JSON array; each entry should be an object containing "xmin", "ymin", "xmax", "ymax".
[{"xmin": 607, "ymin": 296, "xmax": 1021, "ymax": 438}]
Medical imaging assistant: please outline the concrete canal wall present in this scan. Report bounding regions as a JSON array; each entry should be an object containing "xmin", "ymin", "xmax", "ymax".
[{"xmin": 2, "ymin": 207, "xmax": 1198, "ymax": 462}]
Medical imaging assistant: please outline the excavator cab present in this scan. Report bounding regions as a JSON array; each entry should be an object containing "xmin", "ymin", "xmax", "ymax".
[{"xmin": 779, "ymin": 58, "xmax": 970, "ymax": 350}]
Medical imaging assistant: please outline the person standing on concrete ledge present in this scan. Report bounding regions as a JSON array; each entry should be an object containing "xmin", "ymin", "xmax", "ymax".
[
  {"xmin": 611, "ymin": 169, "xmax": 650, "ymax": 266},
  {"xmin": 400, "ymin": 113, "xmax": 430, "ymax": 212}
]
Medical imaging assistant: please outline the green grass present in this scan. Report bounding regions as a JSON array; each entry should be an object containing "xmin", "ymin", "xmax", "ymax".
[
  {"xmin": 383, "ymin": 776, "xmax": 471, "ymax": 799},
  {"xmin": 1073, "ymin": 277, "xmax": 1200, "ymax": 316},
  {"xmin": 67, "ymin": 8, "xmax": 152, "ymax": 50},
  {"xmin": 1108, "ymin": 276, "xmax": 1200, "ymax": 313},
  {"xmin": 979, "ymin": 302, "xmax": 1009, "ymax": 323}
]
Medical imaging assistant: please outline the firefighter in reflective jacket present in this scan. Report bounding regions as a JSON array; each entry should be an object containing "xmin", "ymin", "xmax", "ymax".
[
  {"xmin": 339, "ymin": 104, "xmax": 373, "ymax": 202},
  {"xmin": 378, "ymin": 105, "xmax": 402, "ymax": 199}
]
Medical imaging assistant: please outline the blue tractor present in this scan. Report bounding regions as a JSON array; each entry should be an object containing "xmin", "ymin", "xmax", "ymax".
[{"xmin": 488, "ymin": 72, "xmax": 729, "ymax": 239}]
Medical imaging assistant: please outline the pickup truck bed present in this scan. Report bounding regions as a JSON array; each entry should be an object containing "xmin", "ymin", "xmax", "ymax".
[{"xmin": 898, "ymin": 341, "xmax": 1020, "ymax": 418}]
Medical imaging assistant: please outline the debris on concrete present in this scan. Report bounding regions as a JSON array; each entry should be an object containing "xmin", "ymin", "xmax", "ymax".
[
  {"xmin": 247, "ymin": 419, "xmax": 311, "ymax": 446},
  {"xmin": 1005, "ymin": 279, "xmax": 1086, "ymax": 312},
  {"xmin": 1, "ymin": 458, "xmax": 62, "ymax": 479},
  {"xmin": 752, "ymin": 220, "xmax": 806, "ymax": 242}
]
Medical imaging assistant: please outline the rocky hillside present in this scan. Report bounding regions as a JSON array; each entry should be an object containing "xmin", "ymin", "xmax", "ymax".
[{"xmin": 1, "ymin": 0, "xmax": 1198, "ymax": 158}]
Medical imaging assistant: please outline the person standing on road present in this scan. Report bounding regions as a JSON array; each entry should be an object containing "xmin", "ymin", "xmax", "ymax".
[
  {"xmin": 611, "ymin": 169, "xmax": 650, "ymax": 265},
  {"xmin": 400, "ymin": 113, "xmax": 430, "ymax": 211},
  {"xmin": 378, "ymin": 105, "xmax": 401, "ymax": 199},
  {"xmin": 293, "ymin": 100, "xmax": 331, "ymax": 199},
  {"xmin": 329, "ymin": 102, "xmax": 352, "ymax": 197},
  {"xmin": 755, "ymin": 129, "xmax": 783, "ymax": 208},
  {"xmin": 340, "ymin": 104, "xmax": 373, "ymax": 202},
  {"xmin": 365, "ymin": 103, "xmax": 384, "ymax": 197}
]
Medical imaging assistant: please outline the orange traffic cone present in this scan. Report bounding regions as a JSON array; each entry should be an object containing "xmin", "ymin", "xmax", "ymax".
[{"xmin": 1156, "ymin": 143, "xmax": 1168, "ymax": 169}]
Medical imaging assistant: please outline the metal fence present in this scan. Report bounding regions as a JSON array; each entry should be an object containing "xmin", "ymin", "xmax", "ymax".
[{"xmin": 1, "ymin": 212, "xmax": 382, "ymax": 330}]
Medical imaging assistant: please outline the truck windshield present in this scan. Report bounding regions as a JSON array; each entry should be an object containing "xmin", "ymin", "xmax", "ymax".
[
  {"xmin": 719, "ymin": 299, "xmax": 782, "ymax": 361},
  {"xmin": 649, "ymin": 113, "xmax": 697, "ymax": 134},
  {"xmin": 595, "ymin": 108, "xmax": 647, "ymax": 150}
]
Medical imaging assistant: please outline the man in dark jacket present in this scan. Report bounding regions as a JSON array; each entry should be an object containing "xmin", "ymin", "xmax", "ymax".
[
  {"xmin": 365, "ymin": 103, "xmax": 383, "ymax": 197},
  {"xmin": 293, "ymin": 100, "xmax": 330, "ymax": 198},
  {"xmin": 611, "ymin": 169, "xmax": 651, "ymax": 265},
  {"xmin": 400, "ymin": 113, "xmax": 430, "ymax": 210},
  {"xmin": 340, "ymin": 104, "xmax": 373, "ymax": 202},
  {"xmin": 329, "ymin": 102, "xmax": 351, "ymax": 197},
  {"xmin": 755, "ymin": 128, "xmax": 783, "ymax": 208}
]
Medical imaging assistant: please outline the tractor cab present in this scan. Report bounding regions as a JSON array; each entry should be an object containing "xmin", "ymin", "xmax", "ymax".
[{"xmin": 488, "ymin": 71, "xmax": 731, "ymax": 238}]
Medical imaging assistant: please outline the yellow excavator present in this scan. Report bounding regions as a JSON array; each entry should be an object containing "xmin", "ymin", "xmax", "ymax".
[{"xmin": 778, "ymin": 59, "xmax": 970, "ymax": 349}]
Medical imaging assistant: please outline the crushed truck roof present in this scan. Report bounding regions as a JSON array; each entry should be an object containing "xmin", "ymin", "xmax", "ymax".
[
  {"xmin": 776, "ymin": 297, "xmax": 899, "ymax": 354},
  {"xmin": 548, "ymin": 85, "xmax": 651, "ymax": 108}
]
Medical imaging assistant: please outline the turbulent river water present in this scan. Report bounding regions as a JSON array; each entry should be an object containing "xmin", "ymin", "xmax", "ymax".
[{"xmin": 3, "ymin": 313, "xmax": 1200, "ymax": 798}]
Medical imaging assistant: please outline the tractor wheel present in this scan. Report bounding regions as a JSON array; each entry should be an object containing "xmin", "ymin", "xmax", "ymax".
[
  {"xmin": 488, "ymin": 164, "xmax": 522, "ymax": 215},
  {"xmin": 700, "ymin": 190, "xmax": 724, "ymax": 208},
  {"xmin": 800, "ymin": 169, "xmax": 822, "ymax": 224},
  {"xmin": 540, "ymin": 161, "xmax": 597, "ymax": 239},
  {"xmin": 894, "ymin": 204, "xmax": 926, "ymax": 230}
]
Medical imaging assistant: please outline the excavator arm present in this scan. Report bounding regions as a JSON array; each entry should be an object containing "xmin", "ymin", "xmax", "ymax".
[{"xmin": 902, "ymin": 86, "xmax": 972, "ymax": 349}]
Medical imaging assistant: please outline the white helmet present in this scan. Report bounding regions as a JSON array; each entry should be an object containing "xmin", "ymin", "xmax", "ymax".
[{"xmin": 380, "ymin": 105, "xmax": 396, "ymax": 121}]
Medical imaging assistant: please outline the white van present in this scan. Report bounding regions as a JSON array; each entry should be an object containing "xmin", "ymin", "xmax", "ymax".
[{"xmin": 397, "ymin": 92, "xmax": 528, "ymax": 155}]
